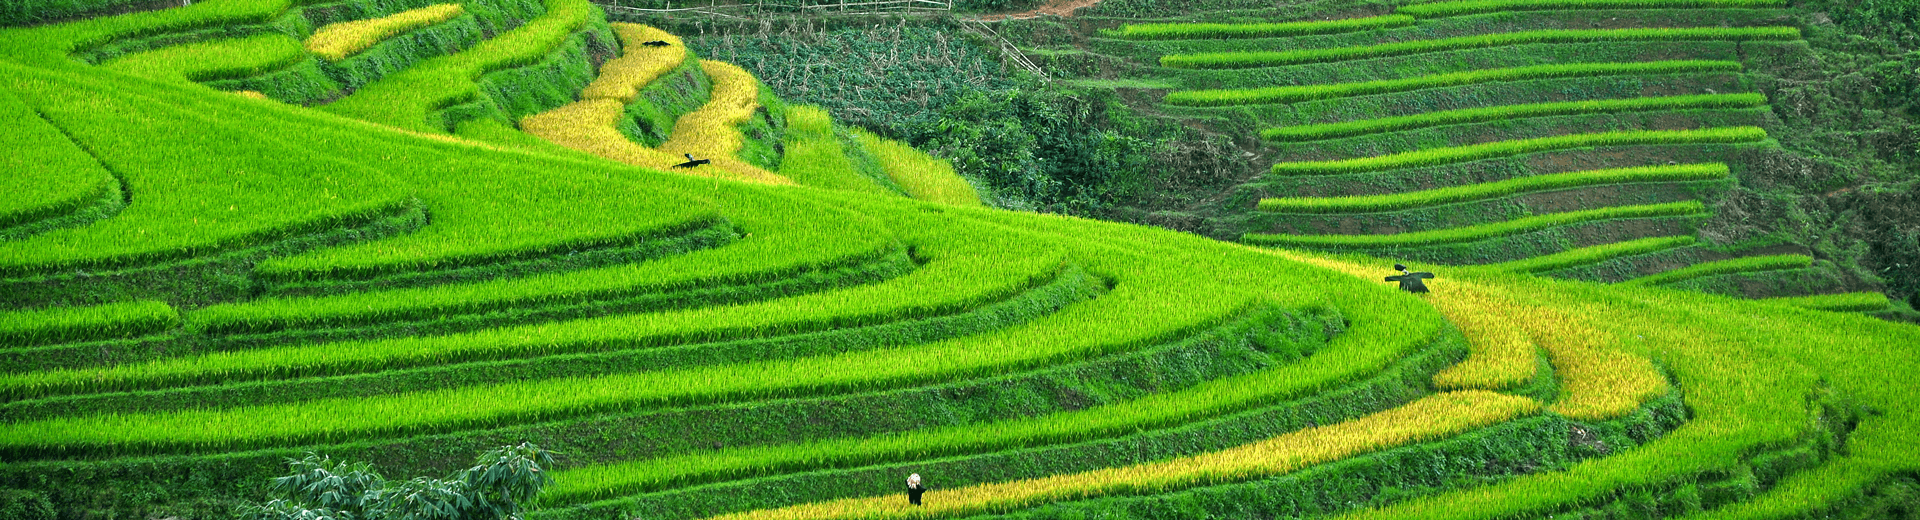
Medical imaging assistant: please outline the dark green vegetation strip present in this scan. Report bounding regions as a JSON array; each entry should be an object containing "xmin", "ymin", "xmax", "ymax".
[
  {"xmin": 1269, "ymin": 127, "xmax": 1766, "ymax": 176},
  {"xmin": 1260, "ymin": 94, "xmax": 1768, "ymax": 142},
  {"xmin": 1398, "ymin": 0, "xmax": 1788, "ymax": 18},
  {"xmin": 1244, "ymin": 201, "xmax": 1707, "ymax": 248},
  {"xmin": 1163, "ymin": 61, "xmax": 1743, "ymax": 106},
  {"xmin": 1491, "ymin": 236, "xmax": 1699, "ymax": 273},
  {"xmin": 1257, "ymin": 164, "xmax": 1728, "ymax": 213},
  {"xmin": 1160, "ymin": 27, "xmax": 1800, "ymax": 69},
  {"xmin": 1104, "ymin": 15, "xmax": 1413, "ymax": 41},
  {"xmin": 1622, "ymin": 254, "xmax": 1815, "ymax": 286}
]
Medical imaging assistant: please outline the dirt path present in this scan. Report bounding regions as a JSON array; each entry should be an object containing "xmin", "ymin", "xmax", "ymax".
[{"xmin": 975, "ymin": 0, "xmax": 1105, "ymax": 21}]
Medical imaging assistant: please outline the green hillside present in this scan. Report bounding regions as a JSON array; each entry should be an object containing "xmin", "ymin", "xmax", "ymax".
[{"xmin": 0, "ymin": 1, "xmax": 1915, "ymax": 520}]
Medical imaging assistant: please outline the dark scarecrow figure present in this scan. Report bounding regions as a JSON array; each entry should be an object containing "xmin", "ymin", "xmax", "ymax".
[
  {"xmin": 641, "ymin": 40, "xmax": 673, "ymax": 47},
  {"xmin": 672, "ymin": 153, "xmax": 711, "ymax": 168},
  {"xmin": 1385, "ymin": 263, "xmax": 1434, "ymax": 293},
  {"xmin": 906, "ymin": 473, "xmax": 927, "ymax": 506}
]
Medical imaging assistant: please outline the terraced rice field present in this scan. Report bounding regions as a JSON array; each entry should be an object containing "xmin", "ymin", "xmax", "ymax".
[
  {"xmin": 0, "ymin": 1, "xmax": 1914, "ymax": 520},
  {"xmin": 1081, "ymin": 0, "xmax": 1858, "ymax": 302}
]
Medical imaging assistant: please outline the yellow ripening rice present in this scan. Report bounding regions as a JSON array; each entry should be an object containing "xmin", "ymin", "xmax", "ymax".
[
  {"xmin": 580, "ymin": 24, "xmax": 687, "ymax": 103},
  {"xmin": 305, "ymin": 4, "xmax": 465, "ymax": 62},
  {"xmin": 852, "ymin": 128, "xmax": 983, "ymax": 207},
  {"xmin": 709, "ymin": 392, "xmax": 1538, "ymax": 520},
  {"xmin": 659, "ymin": 61, "xmax": 761, "ymax": 162},
  {"xmin": 519, "ymin": 28, "xmax": 789, "ymax": 185},
  {"xmin": 1254, "ymin": 249, "xmax": 1668, "ymax": 420}
]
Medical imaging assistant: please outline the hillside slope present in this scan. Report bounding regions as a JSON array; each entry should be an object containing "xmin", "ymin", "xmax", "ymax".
[{"xmin": 0, "ymin": 1, "xmax": 1914, "ymax": 520}]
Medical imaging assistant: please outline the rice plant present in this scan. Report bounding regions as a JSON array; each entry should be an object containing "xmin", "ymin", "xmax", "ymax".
[
  {"xmin": 703, "ymin": 392, "xmax": 1538, "ymax": 520},
  {"xmin": 1269, "ymin": 128, "xmax": 1765, "ymax": 176},
  {"xmin": 1104, "ymin": 15, "xmax": 1414, "ymax": 41},
  {"xmin": 304, "ymin": 4, "xmax": 466, "ymax": 62},
  {"xmin": 1160, "ymin": 27, "xmax": 1800, "ymax": 69},
  {"xmin": 1243, "ymin": 201, "xmax": 1709, "ymax": 248},
  {"xmin": 0, "ymin": 301, "xmax": 178, "ymax": 348},
  {"xmin": 1260, "ymin": 94, "xmax": 1768, "ymax": 142},
  {"xmin": 1762, "ymin": 292, "xmax": 1892, "ymax": 313},
  {"xmin": 1398, "ymin": 0, "xmax": 1788, "ymax": 19},
  {"xmin": 1621, "ymin": 254, "xmax": 1814, "ymax": 286},
  {"xmin": 1489, "ymin": 236, "xmax": 1698, "ymax": 273},
  {"xmin": 0, "ymin": 89, "xmax": 118, "ymax": 232},
  {"xmin": 1163, "ymin": 60, "xmax": 1742, "ymax": 106},
  {"xmin": 1258, "ymin": 164, "xmax": 1729, "ymax": 213},
  {"xmin": 851, "ymin": 128, "xmax": 985, "ymax": 207}
]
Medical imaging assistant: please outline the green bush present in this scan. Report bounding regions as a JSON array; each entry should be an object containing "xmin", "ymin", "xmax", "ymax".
[
  {"xmin": 1269, "ymin": 127, "xmax": 1767, "ymax": 176},
  {"xmin": 0, "ymin": 489, "xmax": 53, "ymax": 520},
  {"xmin": 1164, "ymin": 60, "xmax": 1743, "ymax": 106},
  {"xmin": 1160, "ymin": 27, "xmax": 1800, "ymax": 69}
]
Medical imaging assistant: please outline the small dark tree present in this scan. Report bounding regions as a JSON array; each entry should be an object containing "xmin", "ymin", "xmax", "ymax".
[{"xmin": 235, "ymin": 443, "xmax": 557, "ymax": 520}]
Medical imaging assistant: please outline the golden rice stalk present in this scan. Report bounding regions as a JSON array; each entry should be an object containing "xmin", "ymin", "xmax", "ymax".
[
  {"xmin": 1250, "ymin": 248, "xmax": 1667, "ymax": 420},
  {"xmin": 851, "ymin": 128, "xmax": 983, "ymax": 207},
  {"xmin": 660, "ymin": 61, "xmax": 758, "ymax": 158},
  {"xmin": 579, "ymin": 24, "xmax": 687, "ymax": 103},
  {"xmin": 305, "ymin": 4, "xmax": 465, "ymax": 62},
  {"xmin": 519, "ymin": 36, "xmax": 789, "ymax": 184},
  {"xmin": 710, "ymin": 392, "xmax": 1537, "ymax": 520},
  {"xmin": 1429, "ymin": 287, "xmax": 1538, "ymax": 391}
]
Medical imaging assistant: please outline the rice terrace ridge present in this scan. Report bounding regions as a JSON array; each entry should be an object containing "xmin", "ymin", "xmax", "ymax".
[{"xmin": 0, "ymin": 0, "xmax": 1916, "ymax": 519}]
